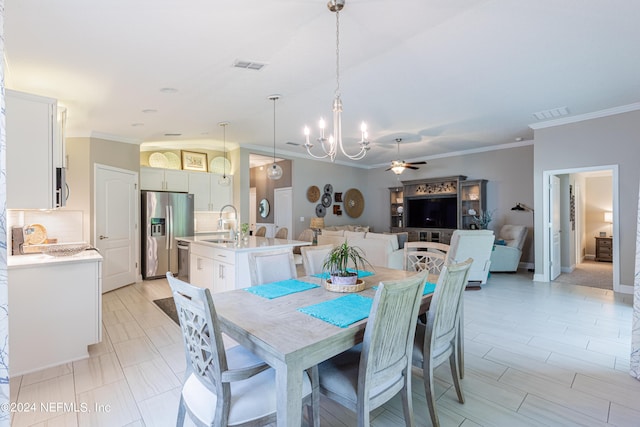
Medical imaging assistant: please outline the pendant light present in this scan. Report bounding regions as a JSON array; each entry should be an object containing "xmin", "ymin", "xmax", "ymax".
[
  {"xmin": 267, "ymin": 95, "xmax": 283, "ymax": 180},
  {"xmin": 218, "ymin": 121, "xmax": 231, "ymax": 186}
]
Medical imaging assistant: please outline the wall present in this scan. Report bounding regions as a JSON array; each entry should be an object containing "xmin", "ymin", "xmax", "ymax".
[
  {"xmin": 67, "ymin": 137, "xmax": 140, "ymax": 243},
  {"xmin": 533, "ymin": 108, "xmax": 640, "ymax": 286},
  {"xmin": 249, "ymin": 159, "xmax": 292, "ymax": 224},
  {"xmin": 361, "ymin": 144, "xmax": 535, "ymax": 264}
]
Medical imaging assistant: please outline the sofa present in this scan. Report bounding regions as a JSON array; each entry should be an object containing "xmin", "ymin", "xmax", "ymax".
[
  {"xmin": 317, "ymin": 229, "xmax": 404, "ymax": 270},
  {"xmin": 489, "ymin": 225, "xmax": 528, "ymax": 272}
]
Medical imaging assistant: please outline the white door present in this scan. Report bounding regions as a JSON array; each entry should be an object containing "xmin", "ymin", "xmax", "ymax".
[
  {"xmin": 274, "ymin": 187, "xmax": 292, "ymax": 238},
  {"xmin": 95, "ymin": 164, "xmax": 138, "ymax": 292},
  {"xmin": 550, "ymin": 175, "xmax": 562, "ymax": 280}
]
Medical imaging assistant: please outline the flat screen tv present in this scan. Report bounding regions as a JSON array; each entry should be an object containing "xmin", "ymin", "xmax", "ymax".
[{"xmin": 406, "ymin": 196, "xmax": 458, "ymax": 229}]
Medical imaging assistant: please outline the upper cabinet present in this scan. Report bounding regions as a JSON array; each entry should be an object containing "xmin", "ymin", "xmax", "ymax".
[
  {"xmin": 188, "ymin": 172, "xmax": 232, "ymax": 211},
  {"xmin": 140, "ymin": 167, "xmax": 189, "ymax": 192},
  {"xmin": 6, "ymin": 90, "xmax": 60, "ymax": 209}
]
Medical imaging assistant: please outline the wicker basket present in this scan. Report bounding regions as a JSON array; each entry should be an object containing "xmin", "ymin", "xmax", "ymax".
[
  {"xmin": 324, "ymin": 278, "xmax": 365, "ymax": 293},
  {"xmin": 41, "ymin": 242, "xmax": 90, "ymax": 257}
]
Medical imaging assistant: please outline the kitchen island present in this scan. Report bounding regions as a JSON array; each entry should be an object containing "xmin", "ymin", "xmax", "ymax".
[
  {"xmin": 8, "ymin": 250, "xmax": 103, "ymax": 376},
  {"xmin": 182, "ymin": 235, "xmax": 311, "ymax": 292}
]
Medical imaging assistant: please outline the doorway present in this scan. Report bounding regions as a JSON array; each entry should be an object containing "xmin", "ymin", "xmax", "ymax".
[{"xmin": 542, "ymin": 165, "xmax": 619, "ymax": 291}]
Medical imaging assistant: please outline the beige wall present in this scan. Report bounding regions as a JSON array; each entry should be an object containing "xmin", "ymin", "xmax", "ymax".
[
  {"xmin": 250, "ymin": 160, "xmax": 292, "ymax": 224},
  {"xmin": 533, "ymin": 109, "xmax": 640, "ymax": 286},
  {"xmin": 66, "ymin": 137, "xmax": 140, "ymax": 244}
]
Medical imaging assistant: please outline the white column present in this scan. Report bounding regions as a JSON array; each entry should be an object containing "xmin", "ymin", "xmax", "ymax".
[{"xmin": 632, "ymin": 183, "xmax": 640, "ymax": 380}]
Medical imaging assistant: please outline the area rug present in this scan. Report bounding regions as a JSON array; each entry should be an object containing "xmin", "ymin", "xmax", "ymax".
[{"xmin": 153, "ymin": 297, "xmax": 180, "ymax": 325}]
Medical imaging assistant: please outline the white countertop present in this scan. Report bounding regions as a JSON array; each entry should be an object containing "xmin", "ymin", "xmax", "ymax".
[
  {"xmin": 181, "ymin": 235, "xmax": 311, "ymax": 252},
  {"xmin": 8, "ymin": 249, "xmax": 104, "ymax": 269}
]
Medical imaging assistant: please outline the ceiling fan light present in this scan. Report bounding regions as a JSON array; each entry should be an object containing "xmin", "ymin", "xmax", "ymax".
[{"xmin": 391, "ymin": 165, "xmax": 405, "ymax": 175}]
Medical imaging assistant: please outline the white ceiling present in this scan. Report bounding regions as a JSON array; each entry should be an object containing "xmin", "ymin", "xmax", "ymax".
[{"xmin": 5, "ymin": 0, "xmax": 640, "ymax": 169}]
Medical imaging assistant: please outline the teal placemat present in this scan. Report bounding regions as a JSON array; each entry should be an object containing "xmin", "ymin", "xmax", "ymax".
[
  {"xmin": 423, "ymin": 282, "xmax": 437, "ymax": 295},
  {"xmin": 311, "ymin": 269, "xmax": 374, "ymax": 280},
  {"xmin": 245, "ymin": 279, "xmax": 319, "ymax": 299},
  {"xmin": 373, "ymin": 281, "xmax": 436, "ymax": 295},
  {"xmin": 298, "ymin": 294, "xmax": 373, "ymax": 328}
]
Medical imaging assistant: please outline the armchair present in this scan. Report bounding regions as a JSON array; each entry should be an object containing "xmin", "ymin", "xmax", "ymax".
[{"xmin": 489, "ymin": 225, "xmax": 527, "ymax": 272}]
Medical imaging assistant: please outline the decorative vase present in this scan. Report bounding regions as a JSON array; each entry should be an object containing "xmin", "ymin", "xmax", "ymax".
[{"xmin": 330, "ymin": 273, "xmax": 358, "ymax": 286}]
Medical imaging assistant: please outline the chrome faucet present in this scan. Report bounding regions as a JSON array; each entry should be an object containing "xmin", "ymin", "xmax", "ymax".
[{"xmin": 218, "ymin": 204, "xmax": 239, "ymax": 239}]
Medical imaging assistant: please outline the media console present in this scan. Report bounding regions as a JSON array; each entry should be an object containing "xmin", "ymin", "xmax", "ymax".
[{"xmin": 389, "ymin": 175, "xmax": 487, "ymax": 243}]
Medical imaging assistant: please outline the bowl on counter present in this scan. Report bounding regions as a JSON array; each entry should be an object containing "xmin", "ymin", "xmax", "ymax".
[{"xmin": 40, "ymin": 242, "xmax": 91, "ymax": 257}]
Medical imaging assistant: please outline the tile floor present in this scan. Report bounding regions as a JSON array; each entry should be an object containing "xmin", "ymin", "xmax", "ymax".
[{"xmin": 9, "ymin": 271, "xmax": 640, "ymax": 426}]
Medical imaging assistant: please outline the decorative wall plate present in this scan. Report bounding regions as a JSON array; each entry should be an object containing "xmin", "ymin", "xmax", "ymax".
[
  {"xmin": 343, "ymin": 188, "xmax": 365, "ymax": 218},
  {"xmin": 321, "ymin": 193, "xmax": 332, "ymax": 208},
  {"xmin": 324, "ymin": 184, "xmax": 333, "ymax": 195},
  {"xmin": 315, "ymin": 204, "xmax": 326, "ymax": 217},
  {"xmin": 307, "ymin": 185, "xmax": 321, "ymax": 203},
  {"xmin": 334, "ymin": 192, "xmax": 343, "ymax": 202}
]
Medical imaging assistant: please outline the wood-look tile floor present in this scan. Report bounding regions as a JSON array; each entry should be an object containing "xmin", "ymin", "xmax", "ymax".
[{"xmin": 9, "ymin": 272, "xmax": 640, "ymax": 426}]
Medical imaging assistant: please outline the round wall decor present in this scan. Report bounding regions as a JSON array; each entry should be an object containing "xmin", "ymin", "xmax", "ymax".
[
  {"xmin": 315, "ymin": 204, "xmax": 326, "ymax": 217},
  {"xmin": 321, "ymin": 193, "xmax": 332, "ymax": 208},
  {"xmin": 343, "ymin": 188, "xmax": 365, "ymax": 218},
  {"xmin": 323, "ymin": 184, "xmax": 333, "ymax": 195},
  {"xmin": 307, "ymin": 185, "xmax": 321, "ymax": 203}
]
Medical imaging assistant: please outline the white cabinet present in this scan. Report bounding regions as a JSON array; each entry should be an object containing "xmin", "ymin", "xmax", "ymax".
[
  {"xmin": 8, "ymin": 256, "xmax": 102, "ymax": 376},
  {"xmin": 6, "ymin": 89, "xmax": 59, "ymax": 209},
  {"xmin": 140, "ymin": 166, "xmax": 189, "ymax": 192},
  {"xmin": 189, "ymin": 243, "xmax": 235, "ymax": 293},
  {"xmin": 188, "ymin": 172, "xmax": 233, "ymax": 211}
]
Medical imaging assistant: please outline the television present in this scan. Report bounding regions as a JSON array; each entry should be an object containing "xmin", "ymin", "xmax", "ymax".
[{"xmin": 406, "ymin": 196, "xmax": 458, "ymax": 229}]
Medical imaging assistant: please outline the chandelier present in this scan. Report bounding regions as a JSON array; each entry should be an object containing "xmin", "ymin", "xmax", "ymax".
[{"xmin": 304, "ymin": 0, "xmax": 370, "ymax": 162}]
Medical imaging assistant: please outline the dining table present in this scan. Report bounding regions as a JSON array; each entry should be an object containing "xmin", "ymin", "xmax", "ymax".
[{"xmin": 212, "ymin": 266, "xmax": 437, "ymax": 427}]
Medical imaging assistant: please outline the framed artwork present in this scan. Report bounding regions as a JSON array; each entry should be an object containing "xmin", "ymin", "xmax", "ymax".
[{"xmin": 181, "ymin": 150, "xmax": 208, "ymax": 172}]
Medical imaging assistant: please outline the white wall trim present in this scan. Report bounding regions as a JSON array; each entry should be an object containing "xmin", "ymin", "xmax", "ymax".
[{"xmin": 529, "ymin": 102, "xmax": 640, "ymax": 130}]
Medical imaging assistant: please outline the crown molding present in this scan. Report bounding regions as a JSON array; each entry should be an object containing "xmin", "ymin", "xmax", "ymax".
[{"xmin": 529, "ymin": 102, "xmax": 640, "ymax": 130}]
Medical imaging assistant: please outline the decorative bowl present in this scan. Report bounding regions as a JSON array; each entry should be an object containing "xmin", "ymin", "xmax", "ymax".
[
  {"xmin": 41, "ymin": 242, "xmax": 90, "ymax": 257},
  {"xmin": 324, "ymin": 279, "xmax": 365, "ymax": 293}
]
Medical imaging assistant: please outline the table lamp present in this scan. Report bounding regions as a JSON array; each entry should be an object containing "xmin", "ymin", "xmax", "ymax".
[{"xmin": 310, "ymin": 217, "xmax": 325, "ymax": 244}]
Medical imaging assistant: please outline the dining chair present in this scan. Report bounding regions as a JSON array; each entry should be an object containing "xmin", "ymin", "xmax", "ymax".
[
  {"xmin": 166, "ymin": 273, "xmax": 319, "ymax": 427},
  {"xmin": 317, "ymin": 271, "xmax": 427, "ymax": 427},
  {"xmin": 254, "ymin": 226, "xmax": 267, "ymax": 237},
  {"xmin": 274, "ymin": 227, "xmax": 288, "ymax": 239},
  {"xmin": 300, "ymin": 244, "xmax": 334, "ymax": 276},
  {"xmin": 404, "ymin": 241, "xmax": 450, "ymax": 274},
  {"xmin": 247, "ymin": 248, "xmax": 297, "ymax": 285},
  {"xmin": 412, "ymin": 258, "xmax": 473, "ymax": 427}
]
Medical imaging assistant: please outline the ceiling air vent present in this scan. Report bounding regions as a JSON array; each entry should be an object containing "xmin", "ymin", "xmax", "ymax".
[
  {"xmin": 533, "ymin": 106, "xmax": 569, "ymax": 121},
  {"xmin": 233, "ymin": 59, "xmax": 267, "ymax": 71}
]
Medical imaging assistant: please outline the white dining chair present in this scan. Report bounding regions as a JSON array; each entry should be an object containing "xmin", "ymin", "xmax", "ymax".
[
  {"xmin": 404, "ymin": 241, "xmax": 450, "ymax": 274},
  {"xmin": 247, "ymin": 247, "xmax": 297, "ymax": 285},
  {"xmin": 317, "ymin": 272, "xmax": 427, "ymax": 427},
  {"xmin": 412, "ymin": 258, "xmax": 473, "ymax": 427},
  {"xmin": 300, "ymin": 244, "xmax": 334, "ymax": 276},
  {"xmin": 166, "ymin": 273, "xmax": 319, "ymax": 427}
]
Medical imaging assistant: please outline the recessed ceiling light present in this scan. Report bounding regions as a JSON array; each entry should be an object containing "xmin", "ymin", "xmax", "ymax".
[
  {"xmin": 142, "ymin": 109, "xmax": 157, "ymax": 114},
  {"xmin": 131, "ymin": 123, "xmax": 144, "ymax": 127},
  {"xmin": 160, "ymin": 88, "xmax": 178, "ymax": 93}
]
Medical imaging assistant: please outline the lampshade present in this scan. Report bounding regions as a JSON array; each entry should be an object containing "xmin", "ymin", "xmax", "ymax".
[
  {"xmin": 310, "ymin": 217, "xmax": 325, "ymax": 230},
  {"xmin": 604, "ymin": 211, "xmax": 613, "ymax": 223}
]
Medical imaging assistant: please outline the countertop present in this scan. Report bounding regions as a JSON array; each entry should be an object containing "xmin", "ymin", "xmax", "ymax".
[
  {"xmin": 181, "ymin": 235, "xmax": 311, "ymax": 252},
  {"xmin": 8, "ymin": 249, "xmax": 104, "ymax": 269}
]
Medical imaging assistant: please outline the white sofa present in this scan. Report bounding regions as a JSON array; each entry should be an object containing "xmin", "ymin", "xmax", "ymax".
[{"xmin": 317, "ymin": 230, "xmax": 404, "ymax": 270}]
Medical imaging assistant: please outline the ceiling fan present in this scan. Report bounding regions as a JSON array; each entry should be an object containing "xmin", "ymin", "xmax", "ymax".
[{"xmin": 385, "ymin": 138, "xmax": 426, "ymax": 174}]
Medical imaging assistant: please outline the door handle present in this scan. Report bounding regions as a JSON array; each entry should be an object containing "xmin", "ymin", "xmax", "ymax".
[{"xmin": 99, "ymin": 235, "xmax": 109, "ymax": 240}]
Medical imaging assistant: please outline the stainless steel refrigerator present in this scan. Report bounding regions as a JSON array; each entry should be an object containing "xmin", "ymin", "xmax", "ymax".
[{"xmin": 141, "ymin": 191, "xmax": 194, "ymax": 279}]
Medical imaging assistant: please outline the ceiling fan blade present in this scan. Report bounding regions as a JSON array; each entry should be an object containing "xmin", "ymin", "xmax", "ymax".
[
  {"xmin": 406, "ymin": 166, "xmax": 420, "ymax": 170},
  {"xmin": 385, "ymin": 167, "xmax": 392, "ymax": 171},
  {"xmin": 408, "ymin": 161, "xmax": 427, "ymax": 165}
]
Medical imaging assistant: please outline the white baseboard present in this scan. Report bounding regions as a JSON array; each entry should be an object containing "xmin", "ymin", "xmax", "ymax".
[{"xmin": 617, "ymin": 284, "xmax": 633, "ymax": 294}]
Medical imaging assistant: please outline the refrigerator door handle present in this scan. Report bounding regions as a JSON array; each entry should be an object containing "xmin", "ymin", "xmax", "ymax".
[
  {"xmin": 169, "ymin": 205, "xmax": 174, "ymax": 249},
  {"xmin": 165, "ymin": 206, "xmax": 170, "ymax": 250}
]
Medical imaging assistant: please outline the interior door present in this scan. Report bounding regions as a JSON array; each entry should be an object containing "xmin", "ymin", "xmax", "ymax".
[
  {"xmin": 274, "ymin": 187, "xmax": 293, "ymax": 238},
  {"xmin": 550, "ymin": 175, "xmax": 562, "ymax": 280},
  {"xmin": 95, "ymin": 164, "xmax": 138, "ymax": 292}
]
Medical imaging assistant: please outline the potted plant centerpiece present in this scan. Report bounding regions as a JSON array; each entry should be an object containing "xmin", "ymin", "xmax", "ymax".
[{"xmin": 322, "ymin": 240, "xmax": 373, "ymax": 291}]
